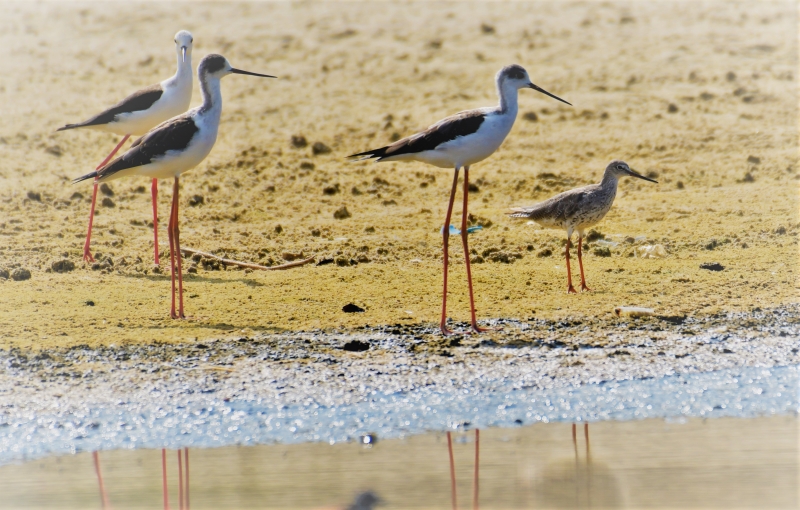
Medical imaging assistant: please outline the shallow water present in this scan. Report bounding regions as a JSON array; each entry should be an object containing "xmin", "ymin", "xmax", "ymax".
[
  {"xmin": 0, "ymin": 364, "xmax": 796, "ymax": 465},
  {"xmin": 0, "ymin": 415, "xmax": 796, "ymax": 509}
]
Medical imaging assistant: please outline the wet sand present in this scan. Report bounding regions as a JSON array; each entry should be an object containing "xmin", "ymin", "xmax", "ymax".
[{"xmin": 0, "ymin": 1, "xmax": 796, "ymax": 349}]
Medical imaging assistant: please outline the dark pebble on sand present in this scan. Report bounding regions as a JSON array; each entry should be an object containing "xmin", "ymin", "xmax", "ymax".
[
  {"xmin": 51, "ymin": 259, "xmax": 75, "ymax": 273},
  {"xmin": 312, "ymin": 142, "xmax": 332, "ymax": 155},
  {"xmin": 700, "ymin": 262, "xmax": 725, "ymax": 271},
  {"xmin": 334, "ymin": 206, "xmax": 351, "ymax": 220},
  {"xmin": 99, "ymin": 183, "xmax": 114, "ymax": 197},
  {"xmin": 101, "ymin": 197, "xmax": 115, "ymax": 208},
  {"xmin": 342, "ymin": 303, "xmax": 365, "ymax": 313},
  {"xmin": 291, "ymin": 135, "xmax": 308, "ymax": 148},
  {"xmin": 342, "ymin": 340, "xmax": 369, "ymax": 351},
  {"xmin": 27, "ymin": 191, "xmax": 41, "ymax": 202}
]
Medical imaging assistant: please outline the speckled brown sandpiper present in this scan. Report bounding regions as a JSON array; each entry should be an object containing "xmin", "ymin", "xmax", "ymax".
[{"xmin": 509, "ymin": 160, "xmax": 657, "ymax": 293}]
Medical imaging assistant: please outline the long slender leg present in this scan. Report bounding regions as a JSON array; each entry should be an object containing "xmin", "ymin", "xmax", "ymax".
[
  {"xmin": 447, "ymin": 431, "xmax": 458, "ymax": 510},
  {"xmin": 177, "ymin": 450, "xmax": 184, "ymax": 510},
  {"xmin": 152, "ymin": 179, "xmax": 160, "ymax": 266},
  {"xmin": 440, "ymin": 168, "xmax": 460, "ymax": 335},
  {"xmin": 172, "ymin": 177, "xmax": 185, "ymax": 318},
  {"xmin": 460, "ymin": 167, "xmax": 496, "ymax": 333},
  {"xmin": 162, "ymin": 449, "xmax": 170, "ymax": 510},
  {"xmin": 576, "ymin": 236, "xmax": 592, "ymax": 292},
  {"xmin": 184, "ymin": 448, "xmax": 190, "ymax": 510},
  {"xmin": 565, "ymin": 237, "xmax": 577, "ymax": 294},
  {"xmin": 93, "ymin": 451, "xmax": 111, "ymax": 510},
  {"xmin": 82, "ymin": 134, "xmax": 131, "ymax": 262},
  {"xmin": 167, "ymin": 184, "xmax": 178, "ymax": 319},
  {"xmin": 472, "ymin": 429, "xmax": 480, "ymax": 510}
]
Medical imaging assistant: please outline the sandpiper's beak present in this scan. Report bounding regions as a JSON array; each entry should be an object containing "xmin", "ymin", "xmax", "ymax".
[
  {"xmin": 181, "ymin": 46, "xmax": 187, "ymax": 63},
  {"xmin": 528, "ymin": 82, "xmax": 572, "ymax": 106},
  {"xmin": 627, "ymin": 167, "xmax": 658, "ymax": 183},
  {"xmin": 230, "ymin": 68, "xmax": 277, "ymax": 79}
]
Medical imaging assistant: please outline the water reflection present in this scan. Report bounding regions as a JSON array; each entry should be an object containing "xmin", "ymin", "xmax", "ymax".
[{"xmin": 0, "ymin": 415, "xmax": 796, "ymax": 509}]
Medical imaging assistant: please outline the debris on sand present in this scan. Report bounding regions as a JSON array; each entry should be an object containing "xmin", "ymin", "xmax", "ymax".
[
  {"xmin": 312, "ymin": 141, "xmax": 332, "ymax": 155},
  {"xmin": 635, "ymin": 244, "xmax": 667, "ymax": 259},
  {"xmin": 614, "ymin": 306, "xmax": 655, "ymax": 317},
  {"xmin": 334, "ymin": 206, "xmax": 351, "ymax": 219},
  {"xmin": 11, "ymin": 268, "xmax": 31, "ymax": 281},
  {"xmin": 342, "ymin": 339, "xmax": 369, "ymax": 351},
  {"xmin": 51, "ymin": 259, "xmax": 75, "ymax": 273},
  {"xmin": 343, "ymin": 303, "xmax": 365, "ymax": 313},
  {"xmin": 700, "ymin": 262, "xmax": 725, "ymax": 271}
]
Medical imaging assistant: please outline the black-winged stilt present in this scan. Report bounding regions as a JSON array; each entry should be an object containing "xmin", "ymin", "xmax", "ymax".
[
  {"xmin": 349, "ymin": 64, "xmax": 571, "ymax": 335},
  {"xmin": 73, "ymin": 54, "xmax": 275, "ymax": 319},
  {"xmin": 58, "ymin": 30, "xmax": 194, "ymax": 265}
]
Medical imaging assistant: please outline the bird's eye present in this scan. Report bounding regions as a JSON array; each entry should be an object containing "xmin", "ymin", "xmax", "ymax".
[{"xmin": 617, "ymin": 165, "xmax": 625, "ymax": 171}]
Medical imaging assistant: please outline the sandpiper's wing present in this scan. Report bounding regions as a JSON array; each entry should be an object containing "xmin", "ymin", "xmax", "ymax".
[
  {"xmin": 57, "ymin": 84, "xmax": 165, "ymax": 131},
  {"xmin": 72, "ymin": 115, "xmax": 198, "ymax": 183},
  {"xmin": 509, "ymin": 185, "xmax": 599, "ymax": 223},
  {"xmin": 348, "ymin": 109, "xmax": 488, "ymax": 161}
]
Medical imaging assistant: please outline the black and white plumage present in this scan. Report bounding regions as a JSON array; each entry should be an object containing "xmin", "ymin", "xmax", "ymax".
[
  {"xmin": 510, "ymin": 160, "xmax": 657, "ymax": 293},
  {"xmin": 58, "ymin": 30, "xmax": 194, "ymax": 265},
  {"xmin": 58, "ymin": 30, "xmax": 194, "ymax": 136},
  {"xmin": 73, "ymin": 53, "xmax": 276, "ymax": 319},
  {"xmin": 349, "ymin": 64, "xmax": 571, "ymax": 334}
]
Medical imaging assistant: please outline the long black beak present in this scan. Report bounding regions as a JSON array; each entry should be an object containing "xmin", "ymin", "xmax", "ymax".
[
  {"xmin": 230, "ymin": 68, "xmax": 277, "ymax": 79},
  {"xmin": 181, "ymin": 47, "xmax": 187, "ymax": 63},
  {"xmin": 529, "ymin": 82, "xmax": 571, "ymax": 106},
  {"xmin": 628, "ymin": 168, "xmax": 658, "ymax": 183}
]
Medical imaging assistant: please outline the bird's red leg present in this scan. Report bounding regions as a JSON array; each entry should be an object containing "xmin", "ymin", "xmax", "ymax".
[
  {"xmin": 172, "ymin": 177, "xmax": 185, "ymax": 318},
  {"xmin": 167, "ymin": 182, "xmax": 178, "ymax": 319},
  {"xmin": 152, "ymin": 179, "xmax": 160, "ymax": 266},
  {"xmin": 92, "ymin": 451, "xmax": 111, "ymax": 509},
  {"xmin": 177, "ymin": 450, "xmax": 184, "ymax": 510},
  {"xmin": 447, "ymin": 431, "xmax": 458, "ymax": 510},
  {"xmin": 461, "ymin": 167, "xmax": 497, "ymax": 333},
  {"xmin": 162, "ymin": 449, "xmax": 170, "ymax": 510},
  {"xmin": 440, "ymin": 168, "xmax": 460, "ymax": 335},
  {"xmin": 82, "ymin": 134, "xmax": 130, "ymax": 262},
  {"xmin": 565, "ymin": 238, "xmax": 577, "ymax": 294},
  {"xmin": 473, "ymin": 429, "xmax": 480, "ymax": 510},
  {"xmin": 184, "ymin": 448, "xmax": 190, "ymax": 510},
  {"xmin": 577, "ymin": 236, "xmax": 592, "ymax": 292}
]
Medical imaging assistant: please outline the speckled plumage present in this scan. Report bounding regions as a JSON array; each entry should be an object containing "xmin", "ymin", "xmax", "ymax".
[{"xmin": 510, "ymin": 160, "xmax": 657, "ymax": 293}]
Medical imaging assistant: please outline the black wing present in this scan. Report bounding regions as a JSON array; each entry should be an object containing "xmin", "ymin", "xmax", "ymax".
[
  {"xmin": 57, "ymin": 84, "xmax": 164, "ymax": 131},
  {"xmin": 349, "ymin": 110, "xmax": 486, "ymax": 160},
  {"xmin": 73, "ymin": 116, "xmax": 198, "ymax": 183}
]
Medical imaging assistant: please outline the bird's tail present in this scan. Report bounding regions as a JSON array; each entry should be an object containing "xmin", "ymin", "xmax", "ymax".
[
  {"xmin": 73, "ymin": 170, "xmax": 98, "ymax": 184},
  {"xmin": 346, "ymin": 146, "xmax": 389, "ymax": 161}
]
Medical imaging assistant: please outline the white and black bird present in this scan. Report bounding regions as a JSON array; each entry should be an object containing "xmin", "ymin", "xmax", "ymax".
[
  {"xmin": 73, "ymin": 54, "xmax": 276, "ymax": 319},
  {"xmin": 349, "ymin": 64, "xmax": 571, "ymax": 335},
  {"xmin": 509, "ymin": 160, "xmax": 657, "ymax": 293},
  {"xmin": 58, "ymin": 30, "xmax": 195, "ymax": 265}
]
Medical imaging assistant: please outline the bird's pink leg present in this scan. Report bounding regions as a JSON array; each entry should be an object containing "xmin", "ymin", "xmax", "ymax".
[
  {"xmin": 82, "ymin": 134, "xmax": 130, "ymax": 262},
  {"xmin": 440, "ymin": 169, "xmax": 460, "ymax": 335},
  {"xmin": 565, "ymin": 238, "xmax": 577, "ymax": 294},
  {"xmin": 92, "ymin": 451, "xmax": 111, "ymax": 510},
  {"xmin": 447, "ymin": 431, "xmax": 458, "ymax": 510},
  {"xmin": 576, "ymin": 236, "xmax": 592, "ymax": 292},
  {"xmin": 177, "ymin": 450, "xmax": 184, "ymax": 510},
  {"xmin": 184, "ymin": 448, "xmax": 190, "ymax": 510},
  {"xmin": 473, "ymin": 429, "xmax": 480, "ymax": 510},
  {"xmin": 162, "ymin": 449, "xmax": 170, "ymax": 510},
  {"xmin": 167, "ymin": 184, "xmax": 178, "ymax": 319},
  {"xmin": 152, "ymin": 179, "xmax": 160, "ymax": 266},
  {"xmin": 460, "ymin": 167, "xmax": 497, "ymax": 333},
  {"xmin": 169, "ymin": 177, "xmax": 186, "ymax": 319}
]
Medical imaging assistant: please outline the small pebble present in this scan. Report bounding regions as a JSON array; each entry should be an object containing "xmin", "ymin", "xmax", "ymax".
[
  {"xmin": 99, "ymin": 183, "xmax": 114, "ymax": 197},
  {"xmin": 700, "ymin": 262, "xmax": 725, "ymax": 271},
  {"xmin": 312, "ymin": 141, "xmax": 332, "ymax": 155},
  {"xmin": 11, "ymin": 268, "xmax": 31, "ymax": 281},
  {"xmin": 334, "ymin": 206, "xmax": 351, "ymax": 220}
]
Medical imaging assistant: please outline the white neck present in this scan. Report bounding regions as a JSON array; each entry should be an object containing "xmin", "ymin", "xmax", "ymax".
[
  {"xmin": 166, "ymin": 48, "xmax": 193, "ymax": 87},
  {"xmin": 497, "ymin": 79, "xmax": 519, "ymax": 116}
]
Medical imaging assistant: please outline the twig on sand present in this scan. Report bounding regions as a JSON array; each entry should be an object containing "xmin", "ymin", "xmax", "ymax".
[{"xmin": 169, "ymin": 246, "xmax": 315, "ymax": 271}]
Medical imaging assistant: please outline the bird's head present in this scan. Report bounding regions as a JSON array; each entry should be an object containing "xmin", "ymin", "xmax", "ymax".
[
  {"xmin": 174, "ymin": 30, "xmax": 194, "ymax": 63},
  {"xmin": 198, "ymin": 54, "xmax": 277, "ymax": 81},
  {"xmin": 606, "ymin": 160, "xmax": 658, "ymax": 183},
  {"xmin": 498, "ymin": 64, "xmax": 571, "ymax": 106}
]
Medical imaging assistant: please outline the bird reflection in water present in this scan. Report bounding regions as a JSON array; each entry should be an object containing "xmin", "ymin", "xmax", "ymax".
[{"xmin": 532, "ymin": 423, "xmax": 624, "ymax": 508}]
